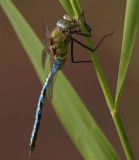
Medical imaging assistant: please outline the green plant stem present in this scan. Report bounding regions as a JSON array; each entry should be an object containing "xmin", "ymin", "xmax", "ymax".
[
  {"xmin": 112, "ymin": 111, "xmax": 134, "ymax": 159},
  {"xmin": 70, "ymin": 0, "xmax": 114, "ymax": 112},
  {"xmin": 69, "ymin": 0, "xmax": 134, "ymax": 159}
]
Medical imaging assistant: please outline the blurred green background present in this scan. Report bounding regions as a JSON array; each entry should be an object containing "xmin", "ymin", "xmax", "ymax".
[{"xmin": 0, "ymin": 0, "xmax": 139, "ymax": 159}]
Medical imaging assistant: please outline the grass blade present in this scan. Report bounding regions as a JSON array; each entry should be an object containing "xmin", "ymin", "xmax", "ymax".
[
  {"xmin": 115, "ymin": 0, "xmax": 139, "ymax": 108},
  {"xmin": 59, "ymin": 0, "xmax": 75, "ymax": 17},
  {"xmin": 1, "ymin": 0, "xmax": 119, "ymax": 159}
]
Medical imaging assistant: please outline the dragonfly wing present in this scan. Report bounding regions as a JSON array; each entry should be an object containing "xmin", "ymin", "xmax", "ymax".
[
  {"xmin": 44, "ymin": 18, "xmax": 50, "ymax": 47},
  {"xmin": 47, "ymin": 71, "xmax": 57, "ymax": 104},
  {"xmin": 47, "ymin": 58, "xmax": 60, "ymax": 103},
  {"xmin": 47, "ymin": 75, "xmax": 54, "ymax": 104},
  {"xmin": 42, "ymin": 18, "xmax": 50, "ymax": 69},
  {"xmin": 42, "ymin": 46, "xmax": 49, "ymax": 69}
]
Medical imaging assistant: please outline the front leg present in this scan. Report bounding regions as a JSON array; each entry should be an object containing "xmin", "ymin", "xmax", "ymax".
[
  {"xmin": 77, "ymin": 11, "xmax": 91, "ymax": 33},
  {"xmin": 71, "ymin": 30, "xmax": 91, "ymax": 37}
]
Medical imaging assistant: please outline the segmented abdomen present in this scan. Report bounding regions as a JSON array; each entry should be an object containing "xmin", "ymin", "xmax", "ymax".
[{"xmin": 29, "ymin": 59, "xmax": 65, "ymax": 157}]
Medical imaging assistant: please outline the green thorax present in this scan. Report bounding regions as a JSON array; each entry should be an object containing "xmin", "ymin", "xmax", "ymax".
[{"xmin": 50, "ymin": 27, "xmax": 70, "ymax": 64}]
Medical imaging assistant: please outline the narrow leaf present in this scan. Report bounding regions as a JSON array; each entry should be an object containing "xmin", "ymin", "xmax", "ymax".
[
  {"xmin": 59, "ymin": 0, "xmax": 75, "ymax": 17},
  {"xmin": 115, "ymin": 0, "xmax": 139, "ymax": 108}
]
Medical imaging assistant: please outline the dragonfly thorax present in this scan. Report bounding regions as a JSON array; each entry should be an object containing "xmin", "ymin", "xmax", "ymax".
[
  {"xmin": 49, "ymin": 27, "xmax": 70, "ymax": 64},
  {"xmin": 56, "ymin": 14, "xmax": 76, "ymax": 29}
]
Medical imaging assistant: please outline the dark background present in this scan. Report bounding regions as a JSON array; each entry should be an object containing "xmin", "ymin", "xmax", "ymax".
[{"xmin": 0, "ymin": 0, "xmax": 139, "ymax": 159}]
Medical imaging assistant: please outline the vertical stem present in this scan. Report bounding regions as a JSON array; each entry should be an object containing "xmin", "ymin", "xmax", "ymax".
[
  {"xmin": 70, "ymin": 0, "xmax": 114, "ymax": 112},
  {"xmin": 112, "ymin": 111, "xmax": 134, "ymax": 159},
  {"xmin": 69, "ymin": 0, "xmax": 135, "ymax": 159}
]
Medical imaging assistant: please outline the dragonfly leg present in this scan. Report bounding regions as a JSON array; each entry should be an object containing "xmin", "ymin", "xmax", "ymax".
[
  {"xmin": 77, "ymin": 11, "xmax": 91, "ymax": 33},
  {"xmin": 71, "ymin": 32, "xmax": 113, "ymax": 53},
  {"xmin": 93, "ymin": 32, "xmax": 114, "ymax": 51},
  {"xmin": 71, "ymin": 39, "xmax": 92, "ymax": 63},
  {"xmin": 70, "ymin": 12, "xmax": 91, "ymax": 37},
  {"xmin": 71, "ymin": 30, "xmax": 91, "ymax": 37},
  {"xmin": 71, "ymin": 24, "xmax": 91, "ymax": 37}
]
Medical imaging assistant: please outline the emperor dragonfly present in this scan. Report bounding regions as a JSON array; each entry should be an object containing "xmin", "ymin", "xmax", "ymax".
[{"xmin": 29, "ymin": 12, "xmax": 113, "ymax": 156}]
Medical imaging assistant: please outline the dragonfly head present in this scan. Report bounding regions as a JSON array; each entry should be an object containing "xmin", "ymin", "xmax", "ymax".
[{"xmin": 56, "ymin": 14, "xmax": 76, "ymax": 29}]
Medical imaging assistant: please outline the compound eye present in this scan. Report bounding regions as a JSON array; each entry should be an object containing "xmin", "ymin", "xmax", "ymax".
[{"xmin": 63, "ymin": 14, "xmax": 72, "ymax": 22}]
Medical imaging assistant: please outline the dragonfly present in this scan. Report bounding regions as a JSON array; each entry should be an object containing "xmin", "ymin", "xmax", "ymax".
[{"xmin": 29, "ymin": 12, "xmax": 113, "ymax": 157}]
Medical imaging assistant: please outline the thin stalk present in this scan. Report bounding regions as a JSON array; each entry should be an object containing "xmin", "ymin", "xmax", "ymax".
[
  {"xmin": 112, "ymin": 111, "xmax": 134, "ymax": 159},
  {"xmin": 70, "ymin": 0, "xmax": 114, "ymax": 112},
  {"xmin": 69, "ymin": 0, "xmax": 134, "ymax": 159}
]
